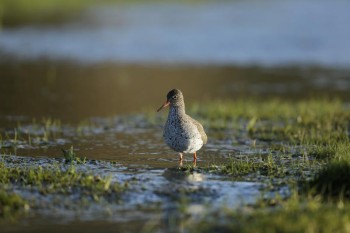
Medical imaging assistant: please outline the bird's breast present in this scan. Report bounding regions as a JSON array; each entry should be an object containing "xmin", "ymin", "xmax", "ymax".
[{"xmin": 163, "ymin": 116, "xmax": 203, "ymax": 153}]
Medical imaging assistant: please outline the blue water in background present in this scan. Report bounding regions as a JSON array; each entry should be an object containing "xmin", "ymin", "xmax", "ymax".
[{"xmin": 0, "ymin": 0, "xmax": 349, "ymax": 67}]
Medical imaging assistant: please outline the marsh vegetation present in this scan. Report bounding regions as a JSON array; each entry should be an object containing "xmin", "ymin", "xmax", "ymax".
[
  {"xmin": 1, "ymin": 96, "xmax": 349, "ymax": 232},
  {"xmin": 1, "ymin": 0, "xmax": 350, "ymax": 232}
]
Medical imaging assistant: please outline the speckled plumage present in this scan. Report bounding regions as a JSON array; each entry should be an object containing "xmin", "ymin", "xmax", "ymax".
[{"xmin": 158, "ymin": 89, "xmax": 207, "ymax": 161}]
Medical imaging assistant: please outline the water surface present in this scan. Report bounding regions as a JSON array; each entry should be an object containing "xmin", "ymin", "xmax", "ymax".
[
  {"xmin": 1, "ymin": 0, "xmax": 349, "ymax": 67},
  {"xmin": 1, "ymin": 1, "xmax": 349, "ymax": 232},
  {"xmin": 0, "ymin": 62, "xmax": 349, "ymax": 123}
]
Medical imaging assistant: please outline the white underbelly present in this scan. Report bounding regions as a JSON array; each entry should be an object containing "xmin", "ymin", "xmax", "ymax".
[
  {"xmin": 164, "ymin": 130, "xmax": 203, "ymax": 154},
  {"xmin": 182, "ymin": 138, "xmax": 203, "ymax": 153}
]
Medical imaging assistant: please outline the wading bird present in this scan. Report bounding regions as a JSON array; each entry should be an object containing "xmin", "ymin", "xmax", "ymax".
[{"xmin": 157, "ymin": 89, "xmax": 207, "ymax": 165}]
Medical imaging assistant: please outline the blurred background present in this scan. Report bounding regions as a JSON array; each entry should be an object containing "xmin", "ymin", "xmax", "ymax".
[
  {"xmin": 0, "ymin": 0, "xmax": 349, "ymax": 122},
  {"xmin": 1, "ymin": 2, "xmax": 349, "ymax": 232}
]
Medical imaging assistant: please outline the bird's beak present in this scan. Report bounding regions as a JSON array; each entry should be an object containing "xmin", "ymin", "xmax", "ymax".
[{"xmin": 157, "ymin": 100, "xmax": 170, "ymax": 112}]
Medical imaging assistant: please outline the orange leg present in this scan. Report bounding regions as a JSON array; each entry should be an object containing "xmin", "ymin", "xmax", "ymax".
[{"xmin": 193, "ymin": 152, "xmax": 197, "ymax": 167}]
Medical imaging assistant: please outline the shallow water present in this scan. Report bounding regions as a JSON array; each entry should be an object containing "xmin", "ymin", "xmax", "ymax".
[
  {"xmin": 0, "ymin": 1, "xmax": 349, "ymax": 231},
  {"xmin": 0, "ymin": 57, "xmax": 349, "ymax": 233},
  {"xmin": 0, "ymin": 110, "xmax": 290, "ymax": 232},
  {"xmin": 1, "ymin": 1, "xmax": 350, "ymax": 67},
  {"xmin": 0, "ymin": 61, "xmax": 347, "ymax": 233},
  {"xmin": 0, "ymin": 62, "xmax": 349, "ymax": 123},
  {"xmin": 0, "ymin": 126, "xmax": 261, "ymax": 233}
]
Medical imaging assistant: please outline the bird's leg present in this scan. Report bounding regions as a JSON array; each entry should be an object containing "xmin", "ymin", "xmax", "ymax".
[
  {"xmin": 193, "ymin": 152, "xmax": 197, "ymax": 167},
  {"xmin": 179, "ymin": 153, "xmax": 183, "ymax": 167},
  {"xmin": 179, "ymin": 153, "xmax": 183, "ymax": 161}
]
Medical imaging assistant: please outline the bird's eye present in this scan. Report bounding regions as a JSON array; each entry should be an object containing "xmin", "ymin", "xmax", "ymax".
[{"xmin": 172, "ymin": 95, "xmax": 177, "ymax": 99}]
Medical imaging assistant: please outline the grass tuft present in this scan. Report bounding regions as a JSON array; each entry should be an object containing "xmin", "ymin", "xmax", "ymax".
[
  {"xmin": 0, "ymin": 0, "xmax": 90, "ymax": 27},
  {"xmin": 0, "ymin": 190, "xmax": 28, "ymax": 219},
  {"xmin": 187, "ymin": 191, "xmax": 350, "ymax": 233},
  {"xmin": 62, "ymin": 146, "xmax": 86, "ymax": 164},
  {"xmin": 309, "ymin": 161, "xmax": 350, "ymax": 199},
  {"xmin": 0, "ymin": 161, "xmax": 124, "ymax": 199}
]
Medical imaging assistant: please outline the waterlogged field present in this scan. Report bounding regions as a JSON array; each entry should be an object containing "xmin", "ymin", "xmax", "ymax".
[
  {"xmin": 1, "ymin": 0, "xmax": 350, "ymax": 231},
  {"xmin": 1, "ymin": 98, "xmax": 349, "ymax": 232}
]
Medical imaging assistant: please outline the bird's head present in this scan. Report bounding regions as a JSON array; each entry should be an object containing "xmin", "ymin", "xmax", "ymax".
[{"xmin": 157, "ymin": 89, "xmax": 184, "ymax": 112}]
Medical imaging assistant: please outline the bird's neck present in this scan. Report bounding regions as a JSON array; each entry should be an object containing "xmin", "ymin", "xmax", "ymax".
[{"xmin": 169, "ymin": 105, "xmax": 185, "ymax": 116}]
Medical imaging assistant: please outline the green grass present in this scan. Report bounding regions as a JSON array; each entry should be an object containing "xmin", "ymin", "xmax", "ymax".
[
  {"xmin": 183, "ymin": 98, "xmax": 349, "ymax": 178},
  {"xmin": 1, "ymin": 98, "xmax": 349, "ymax": 229},
  {"xmin": 190, "ymin": 98, "xmax": 350, "ymax": 158},
  {"xmin": 190, "ymin": 98, "xmax": 349, "ymax": 132},
  {"xmin": 207, "ymin": 154, "xmax": 284, "ymax": 177},
  {"xmin": 0, "ymin": 0, "xmax": 210, "ymax": 27},
  {"xmin": 177, "ymin": 98, "xmax": 350, "ymax": 233},
  {"xmin": 191, "ymin": 98, "xmax": 350, "ymax": 201},
  {"xmin": 0, "ymin": 152, "xmax": 127, "ymax": 219},
  {"xmin": 309, "ymin": 161, "xmax": 350, "ymax": 199},
  {"xmin": 0, "ymin": 0, "xmax": 91, "ymax": 27},
  {"xmin": 0, "ymin": 118, "xmax": 63, "ymax": 150},
  {"xmin": 0, "ymin": 161, "xmax": 124, "ymax": 200},
  {"xmin": 62, "ymin": 145, "xmax": 86, "ymax": 164},
  {"xmin": 187, "ymin": 192, "xmax": 350, "ymax": 233},
  {"xmin": 190, "ymin": 98, "xmax": 348, "ymax": 122},
  {"xmin": 0, "ymin": 190, "xmax": 28, "ymax": 219}
]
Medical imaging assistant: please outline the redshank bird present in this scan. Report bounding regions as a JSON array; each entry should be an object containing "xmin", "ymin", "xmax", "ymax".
[{"xmin": 157, "ymin": 89, "xmax": 207, "ymax": 162}]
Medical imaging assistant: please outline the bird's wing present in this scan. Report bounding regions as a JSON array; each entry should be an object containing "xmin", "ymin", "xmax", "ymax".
[{"xmin": 189, "ymin": 116, "xmax": 208, "ymax": 144}]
